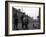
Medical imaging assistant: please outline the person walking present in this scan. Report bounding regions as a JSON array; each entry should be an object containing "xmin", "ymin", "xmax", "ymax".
[
  {"xmin": 21, "ymin": 14, "xmax": 28, "ymax": 29},
  {"xmin": 14, "ymin": 13, "xmax": 18, "ymax": 30}
]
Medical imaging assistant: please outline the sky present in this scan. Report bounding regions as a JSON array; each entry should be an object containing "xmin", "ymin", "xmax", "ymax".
[{"xmin": 14, "ymin": 6, "xmax": 39, "ymax": 19}]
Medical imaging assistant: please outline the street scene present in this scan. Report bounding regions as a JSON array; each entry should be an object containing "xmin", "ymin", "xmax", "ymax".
[{"xmin": 12, "ymin": 7, "xmax": 40, "ymax": 30}]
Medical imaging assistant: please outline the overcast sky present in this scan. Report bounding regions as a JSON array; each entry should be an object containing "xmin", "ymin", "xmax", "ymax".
[{"xmin": 14, "ymin": 6, "xmax": 39, "ymax": 19}]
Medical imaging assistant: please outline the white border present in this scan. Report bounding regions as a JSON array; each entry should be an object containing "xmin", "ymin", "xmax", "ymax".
[{"xmin": 8, "ymin": 2, "xmax": 44, "ymax": 34}]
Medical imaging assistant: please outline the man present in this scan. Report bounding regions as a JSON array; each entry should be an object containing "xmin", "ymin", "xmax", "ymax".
[
  {"xmin": 21, "ymin": 14, "xmax": 28, "ymax": 29},
  {"xmin": 14, "ymin": 13, "xmax": 18, "ymax": 30}
]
